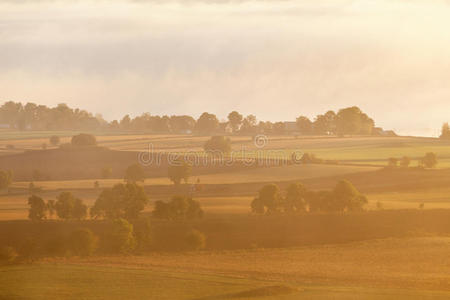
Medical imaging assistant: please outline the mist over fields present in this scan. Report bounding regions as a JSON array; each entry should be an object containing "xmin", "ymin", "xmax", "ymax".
[{"xmin": 2, "ymin": 0, "xmax": 450, "ymax": 136}]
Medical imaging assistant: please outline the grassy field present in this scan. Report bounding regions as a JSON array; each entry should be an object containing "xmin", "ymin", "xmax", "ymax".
[
  {"xmin": 2, "ymin": 132, "xmax": 450, "ymax": 299},
  {"xmin": 1, "ymin": 237, "xmax": 450, "ymax": 299},
  {"xmin": 3, "ymin": 132, "xmax": 450, "ymax": 167}
]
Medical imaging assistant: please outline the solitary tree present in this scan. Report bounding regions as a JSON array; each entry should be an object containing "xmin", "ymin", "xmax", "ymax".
[
  {"xmin": 28, "ymin": 195, "xmax": 47, "ymax": 221},
  {"xmin": 91, "ymin": 183, "xmax": 149, "ymax": 220},
  {"xmin": 421, "ymin": 152, "xmax": 437, "ymax": 168}
]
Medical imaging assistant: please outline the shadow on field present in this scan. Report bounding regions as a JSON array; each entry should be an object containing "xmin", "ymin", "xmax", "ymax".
[{"xmin": 192, "ymin": 285, "xmax": 300, "ymax": 299}]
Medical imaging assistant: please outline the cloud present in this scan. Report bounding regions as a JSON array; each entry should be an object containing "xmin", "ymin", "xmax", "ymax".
[{"xmin": 1, "ymin": 0, "xmax": 450, "ymax": 136}]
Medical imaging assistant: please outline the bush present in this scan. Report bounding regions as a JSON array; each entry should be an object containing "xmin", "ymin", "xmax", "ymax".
[
  {"xmin": 203, "ymin": 136, "xmax": 231, "ymax": 153},
  {"xmin": 133, "ymin": 217, "xmax": 152, "ymax": 252},
  {"xmin": 0, "ymin": 170, "xmax": 13, "ymax": 191},
  {"xmin": 68, "ymin": 229, "xmax": 98, "ymax": 257},
  {"xmin": 168, "ymin": 160, "xmax": 191, "ymax": 186},
  {"xmin": 185, "ymin": 230, "xmax": 206, "ymax": 251},
  {"xmin": 124, "ymin": 164, "xmax": 145, "ymax": 183},
  {"xmin": 421, "ymin": 152, "xmax": 437, "ymax": 168},
  {"xmin": 152, "ymin": 196, "xmax": 203, "ymax": 220},
  {"xmin": 71, "ymin": 133, "xmax": 97, "ymax": 147},
  {"xmin": 0, "ymin": 246, "xmax": 18, "ymax": 265},
  {"xmin": 106, "ymin": 218, "xmax": 136, "ymax": 254}
]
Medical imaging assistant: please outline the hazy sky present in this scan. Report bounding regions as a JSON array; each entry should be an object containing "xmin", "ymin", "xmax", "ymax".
[{"xmin": 1, "ymin": 0, "xmax": 450, "ymax": 136}]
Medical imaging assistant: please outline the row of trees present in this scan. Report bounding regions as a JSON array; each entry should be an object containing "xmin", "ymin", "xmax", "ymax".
[
  {"xmin": 387, "ymin": 152, "xmax": 438, "ymax": 169},
  {"xmin": 251, "ymin": 180, "xmax": 367, "ymax": 215},
  {"xmin": 28, "ymin": 182, "xmax": 205, "ymax": 222},
  {"xmin": 1, "ymin": 101, "xmax": 376, "ymax": 136},
  {"xmin": 296, "ymin": 106, "xmax": 375, "ymax": 136},
  {"xmin": 28, "ymin": 192, "xmax": 88, "ymax": 221}
]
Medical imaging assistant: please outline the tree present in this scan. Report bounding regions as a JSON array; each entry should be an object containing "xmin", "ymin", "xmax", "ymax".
[
  {"xmin": 54, "ymin": 192, "xmax": 87, "ymax": 220},
  {"xmin": 107, "ymin": 218, "xmax": 136, "ymax": 254},
  {"xmin": 71, "ymin": 133, "xmax": 97, "ymax": 146},
  {"xmin": 91, "ymin": 183, "xmax": 149, "ymax": 220},
  {"xmin": 333, "ymin": 180, "xmax": 367, "ymax": 212},
  {"xmin": 152, "ymin": 195, "xmax": 203, "ymax": 220},
  {"xmin": 0, "ymin": 170, "xmax": 13, "ymax": 191},
  {"xmin": 185, "ymin": 230, "xmax": 206, "ymax": 250},
  {"xmin": 28, "ymin": 195, "xmax": 47, "ymax": 221},
  {"xmin": 440, "ymin": 123, "xmax": 450, "ymax": 139},
  {"xmin": 169, "ymin": 115, "xmax": 196, "ymax": 133},
  {"xmin": 313, "ymin": 111, "xmax": 336, "ymax": 135},
  {"xmin": 195, "ymin": 112, "xmax": 219, "ymax": 134},
  {"xmin": 203, "ymin": 136, "xmax": 231, "ymax": 153},
  {"xmin": 120, "ymin": 114, "xmax": 131, "ymax": 130},
  {"xmin": 227, "ymin": 111, "xmax": 243, "ymax": 133},
  {"xmin": 240, "ymin": 115, "xmax": 257, "ymax": 135},
  {"xmin": 251, "ymin": 184, "xmax": 281, "ymax": 215},
  {"xmin": 400, "ymin": 156, "xmax": 411, "ymax": 168},
  {"xmin": 284, "ymin": 183, "xmax": 307, "ymax": 213},
  {"xmin": 168, "ymin": 160, "xmax": 191, "ymax": 186},
  {"xmin": 68, "ymin": 228, "xmax": 98, "ymax": 256},
  {"xmin": 336, "ymin": 106, "xmax": 374, "ymax": 136},
  {"xmin": 49, "ymin": 135, "xmax": 60, "ymax": 146},
  {"xmin": 124, "ymin": 163, "xmax": 145, "ymax": 183},
  {"xmin": 421, "ymin": 152, "xmax": 437, "ymax": 168},
  {"xmin": 296, "ymin": 116, "xmax": 313, "ymax": 135}
]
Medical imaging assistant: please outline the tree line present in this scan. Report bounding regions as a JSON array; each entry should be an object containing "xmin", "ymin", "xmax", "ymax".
[
  {"xmin": 251, "ymin": 180, "xmax": 368, "ymax": 214},
  {"xmin": 0, "ymin": 101, "xmax": 378, "ymax": 136}
]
